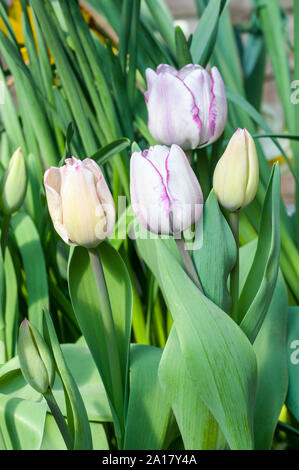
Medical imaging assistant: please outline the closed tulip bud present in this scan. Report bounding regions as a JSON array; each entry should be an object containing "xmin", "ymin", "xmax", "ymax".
[
  {"xmin": 213, "ymin": 128, "xmax": 259, "ymax": 212},
  {"xmin": 0, "ymin": 147, "xmax": 27, "ymax": 214},
  {"xmin": 144, "ymin": 64, "xmax": 227, "ymax": 150},
  {"xmin": 130, "ymin": 144, "xmax": 203, "ymax": 234},
  {"xmin": 44, "ymin": 157, "xmax": 116, "ymax": 248},
  {"xmin": 18, "ymin": 319, "xmax": 55, "ymax": 394}
]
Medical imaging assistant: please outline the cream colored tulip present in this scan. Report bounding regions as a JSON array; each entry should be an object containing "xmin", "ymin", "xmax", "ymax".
[
  {"xmin": 213, "ymin": 128, "xmax": 259, "ymax": 212},
  {"xmin": 44, "ymin": 157, "xmax": 115, "ymax": 248}
]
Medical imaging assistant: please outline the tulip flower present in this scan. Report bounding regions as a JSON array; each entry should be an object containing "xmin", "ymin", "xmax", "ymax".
[
  {"xmin": 213, "ymin": 128, "xmax": 259, "ymax": 212},
  {"xmin": 130, "ymin": 144, "xmax": 203, "ymax": 234},
  {"xmin": 44, "ymin": 157, "xmax": 115, "ymax": 248},
  {"xmin": 18, "ymin": 319, "xmax": 55, "ymax": 394},
  {"xmin": 0, "ymin": 147, "xmax": 27, "ymax": 214},
  {"xmin": 144, "ymin": 64, "xmax": 227, "ymax": 150}
]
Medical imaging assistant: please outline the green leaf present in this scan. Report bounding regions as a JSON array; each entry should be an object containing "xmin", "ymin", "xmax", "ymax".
[
  {"xmin": 0, "ymin": 395, "xmax": 47, "ymax": 450},
  {"xmin": 144, "ymin": 0, "xmax": 176, "ymax": 56},
  {"xmin": 238, "ymin": 164, "xmax": 281, "ymax": 343},
  {"xmin": 240, "ymin": 240, "xmax": 289, "ymax": 449},
  {"xmin": 43, "ymin": 309, "xmax": 93, "ymax": 450},
  {"xmin": 136, "ymin": 230, "xmax": 257, "ymax": 450},
  {"xmin": 124, "ymin": 344, "xmax": 172, "ymax": 450},
  {"xmin": 175, "ymin": 26, "xmax": 193, "ymax": 68},
  {"xmin": 190, "ymin": 0, "xmax": 226, "ymax": 66},
  {"xmin": 11, "ymin": 212, "xmax": 49, "ymax": 331},
  {"xmin": 159, "ymin": 328, "xmax": 226, "ymax": 450},
  {"xmin": 4, "ymin": 247, "xmax": 18, "ymax": 360},
  {"xmin": 68, "ymin": 242, "xmax": 132, "ymax": 437},
  {"xmin": 89, "ymin": 138, "xmax": 131, "ymax": 167},
  {"xmin": 286, "ymin": 306, "xmax": 299, "ymax": 422},
  {"xmin": 192, "ymin": 190, "xmax": 236, "ymax": 313}
]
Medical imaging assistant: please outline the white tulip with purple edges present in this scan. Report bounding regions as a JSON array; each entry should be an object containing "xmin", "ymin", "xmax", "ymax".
[
  {"xmin": 130, "ymin": 144, "xmax": 203, "ymax": 235},
  {"xmin": 44, "ymin": 157, "xmax": 116, "ymax": 248},
  {"xmin": 144, "ymin": 64, "xmax": 227, "ymax": 150}
]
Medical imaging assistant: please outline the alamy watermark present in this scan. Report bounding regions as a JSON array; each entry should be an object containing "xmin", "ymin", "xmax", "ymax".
[{"xmin": 290, "ymin": 339, "xmax": 299, "ymax": 365}]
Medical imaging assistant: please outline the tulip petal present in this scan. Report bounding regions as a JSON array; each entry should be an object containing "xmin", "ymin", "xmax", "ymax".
[
  {"xmin": 146, "ymin": 72, "xmax": 201, "ymax": 149},
  {"xmin": 177, "ymin": 64, "xmax": 203, "ymax": 80},
  {"xmin": 183, "ymin": 68, "xmax": 214, "ymax": 146},
  {"xmin": 166, "ymin": 145, "xmax": 203, "ymax": 232},
  {"xmin": 44, "ymin": 167, "xmax": 69, "ymax": 244},
  {"xmin": 60, "ymin": 161, "xmax": 107, "ymax": 247},
  {"xmin": 244, "ymin": 129, "xmax": 259, "ymax": 204},
  {"xmin": 207, "ymin": 67, "xmax": 227, "ymax": 144},
  {"xmin": 82, "ymin": 158, "xmax": 116, "ymax": 239},
  {"xmin": 130, "ymin": 151, "xmax": 172, "ymax": 234}
]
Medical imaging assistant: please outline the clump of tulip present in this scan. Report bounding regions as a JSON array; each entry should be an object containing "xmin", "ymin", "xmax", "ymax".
[
  {"xmin": 130, "ymin": 144, "xmax": 203, "ymax": 235},
  {"xmin": 44, "ymin": 157, "xmax": 115, "ymax": 248},
  {"xmin": 213, "ymin": 128, "xmax": 259, "ymax": 212},
  {"xmin": 144, "ymin": 64, "xmax": 227, "ymax": 150}
]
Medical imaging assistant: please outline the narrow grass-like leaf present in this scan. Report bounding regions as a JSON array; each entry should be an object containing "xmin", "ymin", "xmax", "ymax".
[
  {"xmin": 190, "ymin": 0, "xmax": 226, "ymax": 66},
  {"xmin": 175, "ymin": 26, "xmax": 193, "ymax": 68}
]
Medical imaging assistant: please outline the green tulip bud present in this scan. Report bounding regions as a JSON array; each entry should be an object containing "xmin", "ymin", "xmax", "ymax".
[
  {"xmin": 18, "ymin": 319, "xmax": 55, "ymax": 394},
  {"xmin": 0, "ymin": 147, "xmax": 27, "ymax": 214},
  {"xmin": 213, "ymin": 128, "xmax": 259, "ymax": 212}
]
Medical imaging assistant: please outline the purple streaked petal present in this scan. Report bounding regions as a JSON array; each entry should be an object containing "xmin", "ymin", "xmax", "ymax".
[
  {"xmin": 130, "ymin": 151, "xmax": 172, "ymax": 234},
  {"xmin": 165, "ymin": 145, "xmax": 203, "ymax": 232},
  {"xmin": 146, "ymin": 73, "xmax": 201, "ymax": 149},
  {"xmin": 206, "ymin": 67, "xmax": 227, "ymax": 145}
]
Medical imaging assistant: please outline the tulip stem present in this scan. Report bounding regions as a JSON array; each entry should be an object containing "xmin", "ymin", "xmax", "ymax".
[
  {"xmin": 88, "ymin": 248, "xmax": 125, "ymax": 448},
  {"xmin": 1, "ymin": 214, "xmax": 11, "ymax": 258},
  {"xmin": 229, "ymin": 212, "xmax": 239, "ymax": 321},
  {"xmin": 44, "ymin": 389, "xmax": 73, "ymax": 450},
  {"xmin": 176, "ymin": 236, "xmax": 204, "ymax": 293}
]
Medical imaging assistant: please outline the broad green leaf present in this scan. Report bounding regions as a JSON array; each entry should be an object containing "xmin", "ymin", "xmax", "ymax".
[
  {"xmin": 124, "ymin": 344, "xmax": 172, "ymax": 450},
  {"xmin": 43, "ymin": 310, "xmax": 92, "ymax": 450},
  {"xmin": 238, "ymin": 164, "xmax": 281, "ymax": 343},
  {"xmin": 0, "ymin": 345, "xmax": 111, "ymax": 423},
  {"xmin": 136, "ymin": 231, "xmax": 257, "ymax": 449},
  {"xmin": 68, "ymin": 242, "xmax": 132, "ymax": 439},
  {"xmin": 11, "ymin": 212, "xmax": 49, "ymax": 331},
  {"xmin": 41, "ymin": 415, "xmax": 109, "ymax": 450},
  {"xmin": 192, "ymin": 190, "xmax": 236, "ymax": 313},
  {"xmin": 286, "ymin": 306, "xmax": 299, "ymax": 422},
  {"xmin": 0, "ymin": 395, "xmax": 47, "ymax": 450},
  {"xmin": 159, "ymin": 328, "xmax": 226, "ymax": 450},
  {"xmin": 240, "ymin": 240, "xmax": 289, "ymax": 449}
]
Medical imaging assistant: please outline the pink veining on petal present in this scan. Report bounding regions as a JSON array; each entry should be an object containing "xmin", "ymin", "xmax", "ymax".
[
  {"xmin": 141, "ymin": 150, "xmax": 171, "ymax": 215},
  {"xmin": 208, "ymin": 72, "xmax": 216, "ymax": 138},
  {"xmin": 173, "ymin": 74, "xmax": 202, "ymax": 143}
]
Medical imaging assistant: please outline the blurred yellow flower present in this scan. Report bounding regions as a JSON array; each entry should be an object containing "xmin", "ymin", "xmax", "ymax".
[{"xmin": 0, "ymin": 0, "xmax": 109, "ymax": 64}]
